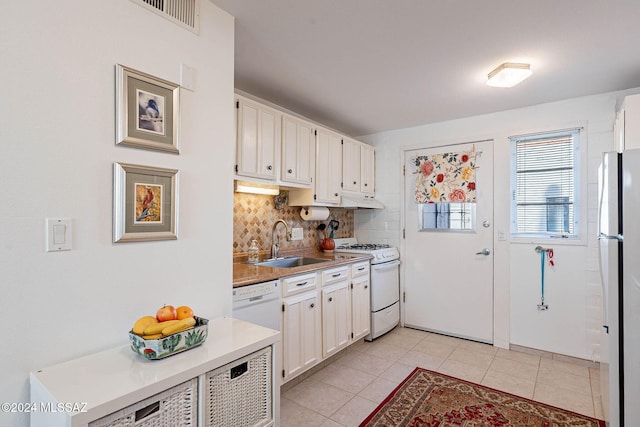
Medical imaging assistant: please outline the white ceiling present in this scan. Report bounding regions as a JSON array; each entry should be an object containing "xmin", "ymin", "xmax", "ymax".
[{"xmin": 211, "ymin": 0, "xmax": 640, "ymax": 137}]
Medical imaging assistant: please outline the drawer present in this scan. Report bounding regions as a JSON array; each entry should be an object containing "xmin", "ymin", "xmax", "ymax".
[
  {"xmin": 204, "ymin": 347, "xmax": 272, "ymax": 427},
  {"xmin": 322, "ymin": 266, "xmax": 349, "ymax": 286},
  {"xmin": 351, "ymin": 261, "xmax": 370, "ymax": 278},
  {"xmin": 89, "ymin": 378, "xmax": 197, "ymax": 427},
  {"xmin": 282, "ymin": 272, "xmax": 317, "ymax": 297}
]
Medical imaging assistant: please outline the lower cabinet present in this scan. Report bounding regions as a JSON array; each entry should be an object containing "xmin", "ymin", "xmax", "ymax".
[
  {"xmin": 280, "ymin": 260, "xmax": 372, "ymax": 384},
  {"xmin": 282, "ymin": 290, "xmax": 321, "ymax": 380},
  {"xmin": 351, "ymin": 274, "xmax": 371, "ymax": 341},
  {"xmin": 322, "ymin": 280, "xmax": 350, "ymax": 358}
]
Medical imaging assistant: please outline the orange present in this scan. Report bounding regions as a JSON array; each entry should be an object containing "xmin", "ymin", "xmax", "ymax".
[{"xmin": 176, "ymin": 305, "xmax": 195, "ymax": 320}]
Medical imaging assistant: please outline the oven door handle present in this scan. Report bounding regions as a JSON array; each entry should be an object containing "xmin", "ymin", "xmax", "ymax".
[{"xmin": 371, "ymin": 260, "xmax": 401, "ymax": 272}]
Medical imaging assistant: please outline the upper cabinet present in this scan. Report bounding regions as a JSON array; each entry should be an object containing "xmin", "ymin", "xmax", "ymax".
[
  {"xmin": 617, "ymin": 94, "xmax": 640, "ymax": 152},
  {"xmin": 342, "ymin": 138, "xmax": 361, "ymax": 193},
  {"xmin": 281, "ymin": 114, "xmax": 315, "ymax": 186},
  {"xmin": 235, "ymin": 96, "xmax": 279, "ymax": 180},
  {"xmin": 235, "ymin": 92, "xmax": 378, "ymax": 207},
  {"xmin": 360, "ymin": 143, "xmax": 375, "ymax": 196},
  {"xmin": 315, "ymin": 127, "xmax": 343, "ymax": 204},
  {"xmin": 342, "ymin": 137, "xmax": 375, "ymax": 198}
]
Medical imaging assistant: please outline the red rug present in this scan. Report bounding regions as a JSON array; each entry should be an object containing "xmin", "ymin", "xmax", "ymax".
[{"xmin": 360, "ymin": 368, "xmax": 605, "ymax": 427}]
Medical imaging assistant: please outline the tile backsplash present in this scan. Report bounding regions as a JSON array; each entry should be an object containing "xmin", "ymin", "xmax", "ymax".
[{"xmin": 233, "ymin": 191, "xmax": 354, "ymax": 255}]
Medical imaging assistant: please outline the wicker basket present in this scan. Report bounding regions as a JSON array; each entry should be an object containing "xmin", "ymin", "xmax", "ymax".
[
  {"xmin": 88, "ymin": 378, "xmax": 197, "ymax": 427},
  {"xmin": 203, "ymin": 346, "xmax": 273, "ymax": 427}
]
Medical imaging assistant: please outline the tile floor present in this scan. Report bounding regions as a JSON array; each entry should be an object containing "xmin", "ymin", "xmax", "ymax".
[{"xmin": 280, "ymin": 326, "xmax": 603, "ymax": 427}]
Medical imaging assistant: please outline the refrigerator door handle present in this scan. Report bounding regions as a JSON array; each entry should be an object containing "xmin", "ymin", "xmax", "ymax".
[{"xmin": 598, "ymin": 232, "xmax": 624, "ymax": 241}]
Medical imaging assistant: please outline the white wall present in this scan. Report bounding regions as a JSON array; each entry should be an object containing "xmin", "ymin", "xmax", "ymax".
[
  {"xmin": 356, "ymin": 89, "xmax": 640, "ymax": 360},
  {"xmin": 0, "ymin": 2, "xmax": 234, "ymax": 426}
]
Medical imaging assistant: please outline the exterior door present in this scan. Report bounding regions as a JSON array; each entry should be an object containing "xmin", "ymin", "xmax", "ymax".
[{"xmin": 403, "ymin": 140, "xmax": 494, "ymax": 343}]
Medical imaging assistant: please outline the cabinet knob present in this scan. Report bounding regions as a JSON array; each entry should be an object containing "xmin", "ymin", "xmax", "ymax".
[
  {"xmin": 353, "ymin": 181, "xmax": 357, "ymax": 185},
  {"xmin": 310, "ymin": 303, "xmax": 315, "ymax": 308},
  {"xmin": 288, "ymin": 169, "xmax": 293, "ymax": 174},
  {"xmin": 328, "ymin": 297, "xmax": 333, "ymax": 302},
  {"xmin": 364, "ymin": 285, "xmax": 368, "ymax": 289},
  {"xmin": 267, "ymin": 165, "xmax": 273, "ymax": 170},
  {"xmin": 334, "ymin": 193, "xmax": 339, "ymax": 197},
  {"xmin": 364, "ymin": 183, "xmax": 368, "ymax": 187}
]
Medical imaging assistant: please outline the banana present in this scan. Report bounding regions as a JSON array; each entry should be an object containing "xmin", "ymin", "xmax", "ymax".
[
  {"xmin": 132, "ymin": 316, "xmax": 158, "ymax": 336},
  {"xmin": 143, "ymin": 319, "xmax": 180, "ymax": 336},
  {"xmin": 141, "ymin": 333, "xmax": 163, "ymax": 340},
  {"xmin": 162, "ymin": 317, "xmax": 196, "ymax": 336}
]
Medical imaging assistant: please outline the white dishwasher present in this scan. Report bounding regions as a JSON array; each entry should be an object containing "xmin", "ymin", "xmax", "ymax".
[{"xmin": 232, "ymin": 280, "xmax": 281, "ymax": 331}]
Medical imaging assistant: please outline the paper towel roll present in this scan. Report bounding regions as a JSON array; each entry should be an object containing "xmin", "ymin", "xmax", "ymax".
[{"xmin": 300, "ymin": 207, "xmax": 330, "ymax": 221}]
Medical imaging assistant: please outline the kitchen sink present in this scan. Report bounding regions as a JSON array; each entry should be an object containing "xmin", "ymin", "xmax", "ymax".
[{"xmin": 256, "ymin": 256, "xmax": 330, "ymax": 268}]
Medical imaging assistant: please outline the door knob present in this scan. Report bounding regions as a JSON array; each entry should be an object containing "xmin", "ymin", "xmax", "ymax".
[{"xmin": 475, "ymin": 248, "xmax": 491, "ymax": 256}]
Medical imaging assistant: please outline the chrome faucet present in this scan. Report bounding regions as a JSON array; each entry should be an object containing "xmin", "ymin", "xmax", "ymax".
[{"xmin": 271, "ymin": 219, "xmax": 291, "ymax": 259}]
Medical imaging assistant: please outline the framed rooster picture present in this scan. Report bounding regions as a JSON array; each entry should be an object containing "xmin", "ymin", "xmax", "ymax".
[
  {"xmin": 113, "ymin": 162, "xmax": 179, "ymax": 243},
  {"xmin": 116, "ymin": 64, "xmax": 180, "ymax": 154}
]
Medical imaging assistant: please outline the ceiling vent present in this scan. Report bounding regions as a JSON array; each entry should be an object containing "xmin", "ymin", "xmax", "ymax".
[{"xmin": 131, "ymin": 0, "xmax": 200, "ymax": 34}]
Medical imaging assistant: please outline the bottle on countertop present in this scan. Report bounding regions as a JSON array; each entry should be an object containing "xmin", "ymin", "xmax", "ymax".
[{"xmin": 248, "ymin": 239, "xmax": 260, "ymax": 264}]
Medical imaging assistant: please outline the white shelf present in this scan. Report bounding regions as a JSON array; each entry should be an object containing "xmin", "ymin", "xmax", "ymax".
[{"xmin": 30, "ymin": 317, "xmax": 280, "ymax": 427}]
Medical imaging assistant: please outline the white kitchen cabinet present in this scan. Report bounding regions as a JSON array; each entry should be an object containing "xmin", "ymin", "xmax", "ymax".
[
  {"xmin": 315, "ymin": 126, "xmax": 343, "ymax": 204},
  {"xmin": 342, "ymin": 137, "xmax": 375, "ymax": 197},
  {"xmin": 350, "ymin": 261, "xmax": 371, "ymax": 341},
  {"xmin": 281, "ymin": 290, "xmax": 321, "ymax": 381},
  {"xmin": 30, "ymin": 317, "xmax": 280, "ymax": 427},
  {"xmin": 360, "ymin": 142, "xmax": 375, "ymax": 196},
  {"xmin": 281, "ymin": 114, "xmax": 315, "ymax": 186},
  {"xmin": 235, "ymin": 96, "xmax": 279, "ymax": 180},
  {"xmin": 616, "ymin": 94, "xmax": 640, "ymax": 152},
  {"xmin": 342, "ymin": 137, "xmax": 361, "ymax": 193},
  {"xmin": 322, "ymin": 278, "xmax": 350, "ymax": 358}
]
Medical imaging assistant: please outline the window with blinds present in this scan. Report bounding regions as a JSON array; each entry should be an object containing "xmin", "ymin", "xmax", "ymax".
[{"xmin": 510, "ymin": 129, "xmax": 581, "ymax": 238}]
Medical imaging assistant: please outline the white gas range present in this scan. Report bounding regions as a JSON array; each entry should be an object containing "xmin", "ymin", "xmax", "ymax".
[{"xmin": 334, "ymin": 238, "xmax": 400, "ymax": 340}]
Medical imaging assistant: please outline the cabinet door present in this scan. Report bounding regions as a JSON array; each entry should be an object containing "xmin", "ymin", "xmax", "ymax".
[
  {"xmin": 282, "ymin": 115, "xmax": 314, "ymax": 185},
  {"xmin": 360, "ymin": 143, "xmax": 375, "ymax": 195},
  {"xmin": 236, "ymin": 98, "xmax": 278, "ymax": 180},
  {"xmin": 322, "ymin": 281, "xmax": 350, "ymax": 358},
  {"xmin": 342, "ymin": 138, "xmax": 361, "ymax": 192},
  {"xmin": 315, "ymin": 127, "xmax": 342, "ymax": 204},
  {"xmin": 282, "ymin": 292, "xmax": 321, "ymax": 380},
  {"xmin": 351, "ymin": 275, "xmax": 371, "ymax": 341}
]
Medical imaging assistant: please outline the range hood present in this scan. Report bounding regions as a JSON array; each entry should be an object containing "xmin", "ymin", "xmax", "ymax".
[{"xmin": 340, "ymin": 196, "xmax": 385, "ymax": 209}]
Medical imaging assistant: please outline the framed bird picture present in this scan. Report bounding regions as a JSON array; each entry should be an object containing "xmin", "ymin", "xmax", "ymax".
[
  {"xmin": 116, "ymin": 64, "xmax": 180, "ymax": 154},
  {"xmin": 113, "ymin": 162, "xmax": 179, "ymax": 243}
]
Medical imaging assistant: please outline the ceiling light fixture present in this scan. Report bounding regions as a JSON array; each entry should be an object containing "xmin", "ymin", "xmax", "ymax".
[
  {"xmin": 234, "ymin": 180, "xmax": 280, "ymax": 196},
  {"xmin": 486, "ymin": 62, "xmax": 532, "ymax": 88}
]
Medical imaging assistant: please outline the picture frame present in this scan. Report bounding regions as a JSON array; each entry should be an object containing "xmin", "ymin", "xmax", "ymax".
[
  {"xmin": 113, "ymin": 162, "xmax": 179, "ymax": 243},
  {"xmin": 116, "ymin": 64, "xmax": 180, "ymax": 154}
]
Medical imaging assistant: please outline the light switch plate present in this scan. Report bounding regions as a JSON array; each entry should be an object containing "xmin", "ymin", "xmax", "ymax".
[
  {"xmin": 291, "ymin": 227, "xmax": 303, "ymax": 241},
  {"xmin": 46, "ymin": 218, "xmax": 72, "ymax": 252},
  {"xmin": 180, "ymin": 63, "xmax": 195, "ymax": 91}
]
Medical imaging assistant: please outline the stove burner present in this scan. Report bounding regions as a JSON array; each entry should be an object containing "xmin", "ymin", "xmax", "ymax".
[{"xmin": 336, "ymin": 243, "xmax": 391, "ymax": 250}]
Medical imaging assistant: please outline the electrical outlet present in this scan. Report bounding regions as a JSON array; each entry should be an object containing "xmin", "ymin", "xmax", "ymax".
[{"xmin": 291, "ymin": 227, "xmax": 303, "ymax": 241}]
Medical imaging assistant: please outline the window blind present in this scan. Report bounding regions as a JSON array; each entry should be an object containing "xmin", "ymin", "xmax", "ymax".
[{"xmin": 511, "ymin": 129, "xmax": 580, "ymax": 236}]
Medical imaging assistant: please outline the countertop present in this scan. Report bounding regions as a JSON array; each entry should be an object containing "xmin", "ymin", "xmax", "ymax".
[{"xmin": 233, "ymin": 251, "xmax": 373, "ymax": 288}]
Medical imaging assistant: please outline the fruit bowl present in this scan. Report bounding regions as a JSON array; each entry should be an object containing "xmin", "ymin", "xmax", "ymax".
[{"xmin": 129, "ymin": 316, "xmax": 209, "ymax": 360}]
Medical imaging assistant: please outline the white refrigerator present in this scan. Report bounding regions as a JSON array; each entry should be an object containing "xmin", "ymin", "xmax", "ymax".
[{"xmin": 599, "ymin": 149, "xmax": 640, "ymax": 426}]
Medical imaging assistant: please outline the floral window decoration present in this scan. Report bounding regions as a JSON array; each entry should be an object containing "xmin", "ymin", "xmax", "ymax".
[{"xmin": 413, "ymin": 147, "xmax": 477, "ymax": 203}]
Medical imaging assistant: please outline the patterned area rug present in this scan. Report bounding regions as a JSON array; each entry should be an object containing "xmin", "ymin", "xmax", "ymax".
[{"xmin": 360, "ymin": 368, "xmax": 605, "ymax": 427}]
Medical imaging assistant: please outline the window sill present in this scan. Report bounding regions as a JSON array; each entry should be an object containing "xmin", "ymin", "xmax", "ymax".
[{"xmin": 508, "ymin": 235, "xmax": 587, "ymax": 247}]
